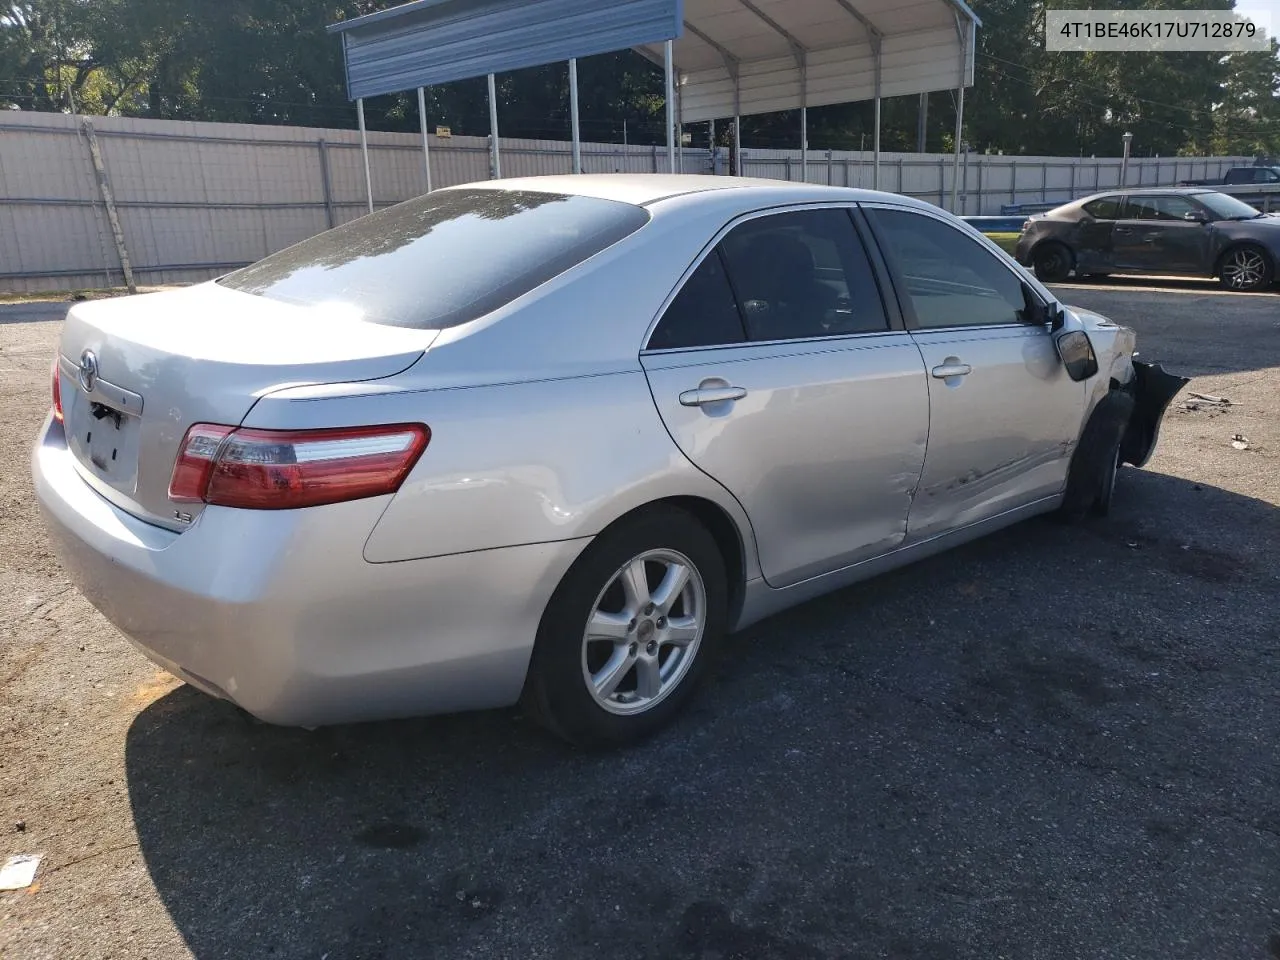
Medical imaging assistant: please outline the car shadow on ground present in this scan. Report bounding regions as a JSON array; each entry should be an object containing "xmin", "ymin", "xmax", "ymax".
[{"xmin": 126, "ymin": 470, "xmax": 1280, "ymax": 960}]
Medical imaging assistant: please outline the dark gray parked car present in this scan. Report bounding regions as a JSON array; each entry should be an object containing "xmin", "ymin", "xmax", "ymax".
[{"xmin": 1015, "ymin": 188, "xmax": 1280, "ymax": 291}]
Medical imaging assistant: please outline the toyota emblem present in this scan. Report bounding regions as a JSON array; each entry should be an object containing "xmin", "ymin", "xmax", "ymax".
[{"xmin": 78, "ymin": 350, "xmax": 99, "ymax": 394}]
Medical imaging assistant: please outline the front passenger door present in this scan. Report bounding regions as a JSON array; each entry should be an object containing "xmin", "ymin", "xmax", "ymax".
[
  {"xmin": 864, "ymin": 205, "xmax": 1086, "ymax": 541},
  {"xmin": 1113, "ymin": 195, "xmax": 1210, "ymax": 273}
]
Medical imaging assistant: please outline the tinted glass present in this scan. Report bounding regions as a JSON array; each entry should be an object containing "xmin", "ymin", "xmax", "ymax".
[
  {"xmin": 1122, "ymin": 195, "xmax": 1199, "ymax": 221},
  {"xmin": 648, "ymin": 252, "xmax": 746, "ymax": 350},
  {"xmin": 219, "ymin": 189, "xmax": 649, "ymax": 329},
  {"xmin": 1198, "ymin": 192, "xmax": 1262, "ymax": 219},
  {"xmin": 1082, "ymin": 196, "xmax": 1122, "ymax": 219},
  {"xmin": 718, "ymin": 209, "xmax": 888, "ymax": 341},
  {"xmin": 869, "ymin": 208, "xmax": 1027, "ymax": 329}
]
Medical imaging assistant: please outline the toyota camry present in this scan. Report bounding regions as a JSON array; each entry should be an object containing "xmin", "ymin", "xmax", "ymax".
[{"xmin": 33, "ymin": 175, "xmax": 1187, "ymax": 745}]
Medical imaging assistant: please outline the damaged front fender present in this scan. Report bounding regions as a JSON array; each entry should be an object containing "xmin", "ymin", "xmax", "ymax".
[{"xmin": 1120, "ymin": 361, "xmax": 1191, "ymax": 469}]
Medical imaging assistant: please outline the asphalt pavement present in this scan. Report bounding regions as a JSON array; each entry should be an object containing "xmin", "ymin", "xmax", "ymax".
[{"xmin": 1, "ymin": 283, "xmax": 1278, "ymax": 960}]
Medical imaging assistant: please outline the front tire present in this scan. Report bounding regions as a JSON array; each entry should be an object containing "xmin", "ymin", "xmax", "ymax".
[
  {"xmin": 524, "ymin": 507, "xmax": 728, "ymax": 747},
  {"xmin": 1219, "ymin": 244, "xmax": 1273, "ymax": 292},
  {"xmin": 1033, "ymin": 242, "xmax": 1073, "ymax": 283},
  {"xmin": 1059, "ymin": 391, "xmax": 1134, "ymax": 523}
]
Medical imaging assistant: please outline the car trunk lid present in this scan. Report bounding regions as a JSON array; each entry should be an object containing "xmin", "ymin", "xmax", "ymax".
[{"xmin": 57, "ymin": 283, "xmax": 434, "ymax": 530}]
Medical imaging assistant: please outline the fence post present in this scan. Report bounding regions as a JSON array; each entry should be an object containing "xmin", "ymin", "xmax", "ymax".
[
  {"xmin": 827, "ymin": 149, "xmax": 833, "ymax": 186},
  {"xmin": 897, "ymin": 157, "xmax": 905, "ymax": 197},
  {"xmin": 652, "ymin": 144, "xmax": 659, "ymax": 173},
  {"xmin": 786, "ymin": 157, "xmax": 793, "ymax": 181},
  {"xmin": 317, "ymin": 139, "xmax": 336, "ymax": 229},
  {"xmin": 1068, "ymin": 162, "xmax": 1076, "ymax": 201},
  {"xmin": 1041, "ymin": 162, "xmax": 1048, "ymax": 202},
  {"xmin": 976, "ymin": 159, "xmax": 985, "ymax": 213},
  {"xmin": 1010, "ymin": 160, "xmax": 1016, "ymax": 205},
  {"xmin": 938, "ymin": 158, "xmax": 945, "ymax": 207},
  {"xmin": 80, "ymin": 119, "xmax": 136, "ymax": 295}
]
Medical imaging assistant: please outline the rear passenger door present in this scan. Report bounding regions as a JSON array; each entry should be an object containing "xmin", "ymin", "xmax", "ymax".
[
  {"xmin": 863, "ymin": 204, "xmax": 1085, "ymax": 541},
  {"xmin": 1075, "ymin": 195, "xmax": 1123, "ymax": 273},
  {"xmin": 641, "ymin": 206, "xmax": 930, "ymax": 589}
]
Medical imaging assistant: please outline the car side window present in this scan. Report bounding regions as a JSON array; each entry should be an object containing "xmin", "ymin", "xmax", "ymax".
[
  {"xmin": 1083, "ymin": 196, "xmax": 1122, "ymax": 219},
  {"xmin": 717, "ymin": 209, "xmax": 888, "ymax": 341},
  {"xmin": 867, "ymin": 208, "xmax": 1028, "ymax": 329},
  {"xmin": 647, "ymin": 250, "xmax": 746, "ymax": 351},
  {"xmin": 1123, "ymin": 196, "xmax": 1198, "ymax": 221}
]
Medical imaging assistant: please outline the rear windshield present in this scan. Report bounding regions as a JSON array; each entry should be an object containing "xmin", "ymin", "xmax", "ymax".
[{"xmin": 219, "ymin": 188, "xmax": 650, "ymax": 329}]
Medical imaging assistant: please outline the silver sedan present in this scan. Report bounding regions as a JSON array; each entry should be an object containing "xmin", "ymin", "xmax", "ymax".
[{"xmin": 32, "ymin": 175, "xmax": 1187, "ymax": 745}]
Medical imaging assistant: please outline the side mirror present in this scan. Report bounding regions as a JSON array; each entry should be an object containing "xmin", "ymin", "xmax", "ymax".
[
  {"xmin": 1021, "ymin": 284, "xmax": 1065, "ymax": 330},
  {"xmin": 1182, "ymin": 210, "xmax": 1208, "ymax": 223},
  {"xmin": 1055, "ymin": 330, "xmax": 1099, "ymax": 382}
]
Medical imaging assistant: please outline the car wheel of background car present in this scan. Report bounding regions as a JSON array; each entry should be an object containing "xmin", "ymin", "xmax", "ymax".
[
  {"xmin": 1059, "ymin": 390, "xmax": 1135, "ymax": 523},
  {"xmin": 1218, "ymin": 244, "xmax": 1274, "ymax": 292},
  {"xmin": 1032, "ymin": 242, "xmax": 1073, "ymax": 283},
  {"xmin": 523, "ymin": 506, "xmax": 728, "ymax": 747}
]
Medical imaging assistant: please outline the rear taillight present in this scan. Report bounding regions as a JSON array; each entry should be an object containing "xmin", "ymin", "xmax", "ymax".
[
  {"xmin": 169, "ymin": 423, "xmax": 429, "ymax": 510},
  {"xmin": 51, "ymin": 359, "xmax": 64, "ymax": 423}
]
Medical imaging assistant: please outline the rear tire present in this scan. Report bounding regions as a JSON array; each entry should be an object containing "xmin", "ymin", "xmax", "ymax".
[
  {"xmin": 523, "ymin": 507, "xmax": 728, "ymax": 747},
  {"xmin": 1219, "ymin": 244, "xmax": 1274, "ymax": 292},
  {"xmin": 1033, "ymin": 242, "xmax": 1073, "ymax": 283}
]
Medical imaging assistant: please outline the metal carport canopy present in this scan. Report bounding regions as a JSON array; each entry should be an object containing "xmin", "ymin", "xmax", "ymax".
[
  {"xmin": 328, "ymin": 0, "xmax": 979, "ymax": 207},
  {"xmin": 645, "ymin": 0, "xmax": 978, "ymax": 123}
]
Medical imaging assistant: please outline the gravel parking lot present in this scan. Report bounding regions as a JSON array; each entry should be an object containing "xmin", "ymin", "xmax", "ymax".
[{"xmin": 2, "ymin": 282, "xmax": 1278, "ymax": 960}]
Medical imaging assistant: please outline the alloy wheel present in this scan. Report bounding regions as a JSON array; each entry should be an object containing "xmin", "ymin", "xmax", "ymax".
[
  {"xmin": 581, "ymin": 549, "xmax": 706, "ymax": 716},
  {"xmin": 1222, "ymin": 248, "xmax": 1267, "ymax": 290}
]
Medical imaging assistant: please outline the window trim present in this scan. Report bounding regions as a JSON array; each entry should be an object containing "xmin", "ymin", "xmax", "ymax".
[
  {"xmin": 859, "ymin": 201, "xmax": 1057, "ymax": 334},
  {"xmin": 641, "ymin": 201, "xmax": 901, "ymax": 355}
]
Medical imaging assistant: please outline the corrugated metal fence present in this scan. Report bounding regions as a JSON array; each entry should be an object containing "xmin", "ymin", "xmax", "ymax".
[{"xmin": 0, "ymin": 110, "xmax": 1251, "ymax": 293}]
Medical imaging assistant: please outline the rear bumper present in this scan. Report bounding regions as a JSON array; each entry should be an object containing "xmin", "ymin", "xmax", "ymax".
[{"xmin": 32, "ymin": 416, "xmax": 588, "ymax": 726}]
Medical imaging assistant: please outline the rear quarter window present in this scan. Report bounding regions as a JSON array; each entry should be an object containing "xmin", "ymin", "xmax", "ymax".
[
  {"xmin": 219, "ymin": 189, "xmax": 650, "ymax": 329},
  {"xmin": 1082, "ymin": 197, "xmax": 1122, "ymax": 219}
]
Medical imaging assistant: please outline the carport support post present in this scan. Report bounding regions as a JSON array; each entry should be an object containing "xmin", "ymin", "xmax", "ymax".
[
  {"xmin": 733, "ymin": 114, "xmax": 742, "ymax": 176},
  {"xmin": 357, "ymin": 98, "xmax": 373, "ymax": 215},
  {"xmin": 487, "ymin": 73, "xmax": 501, "ymax": 179},
  {"xmin": 950, "ymin": 27, "xmax": 967, "ymax": 213},
  {"xmin": 417, "ymin": 87, "xmax": 432, "ymax": 193},
  {"xmin": 873, "ymin": 37, "xmax": 883, "ymax": 190},
  {"xmin": 569, "ymin": 59, "xmax": 582, "ymax": 174},
  {"xmin": 800, "ymin": 107, "xmax": 808, "ymax": 183},
  {"xmin": 800, "ymin": 58, "xmax": 808, "ymax": 184},
  {"xmin": 665, "ymin": 40, "xmax": 676, "ymax": 173}
]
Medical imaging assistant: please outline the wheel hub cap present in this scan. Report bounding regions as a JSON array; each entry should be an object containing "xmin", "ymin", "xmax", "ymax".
[{"xmin": 581, "ymin": 548, "xmax": 707, "ymax": 716}]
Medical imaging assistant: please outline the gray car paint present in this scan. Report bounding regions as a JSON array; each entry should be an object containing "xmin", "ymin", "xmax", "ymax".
[
  {"xmin": 1015, "ymin": 187, "xmax": 1280, "ymax": 280},
  {"xmin": 34, "ymin": 175, "xmax": 1160, "ymax": 728}
]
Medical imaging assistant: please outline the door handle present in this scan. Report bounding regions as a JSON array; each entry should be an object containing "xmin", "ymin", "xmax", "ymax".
[
  {"xmin": 931, "ymin": 363, "xmax": 972, "ymax": 379},
  {"xmin": 679, "ymin": 385, "xmax": 747, "ymax": 407},
  {"xmin": 1114, "ymin": 227, "xmax": 1133, "ymax": 235}
]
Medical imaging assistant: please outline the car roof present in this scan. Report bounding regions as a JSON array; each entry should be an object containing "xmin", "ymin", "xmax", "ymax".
[
  {"xmin": 451, "ymin": 173, "xmax": 938, "ymax": 212},
  {"xmin": 1077, "ymin": 186, "xmax": 1216, "ymax": 200}
]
